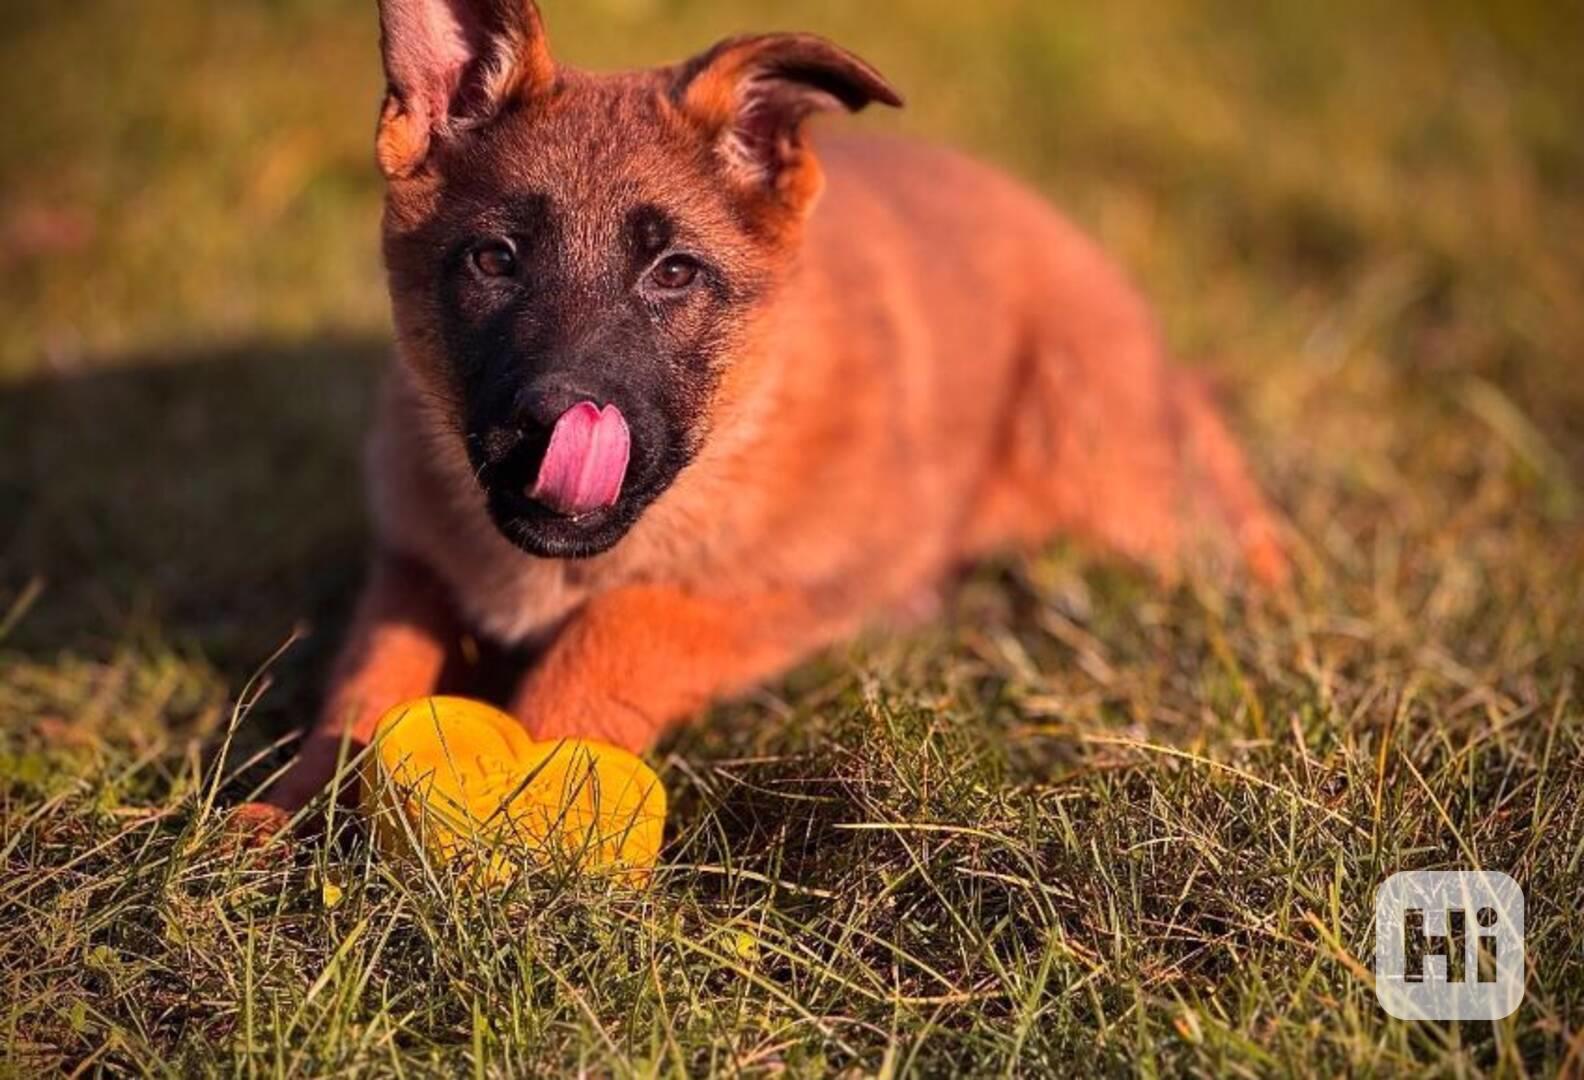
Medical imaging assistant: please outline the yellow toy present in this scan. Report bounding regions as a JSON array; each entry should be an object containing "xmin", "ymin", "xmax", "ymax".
[{"xmin": 360, "ymin": 697, "xmax": 666, "ymax": 884}]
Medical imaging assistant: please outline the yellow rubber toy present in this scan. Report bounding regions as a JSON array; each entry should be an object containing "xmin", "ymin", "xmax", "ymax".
[{"xmin": 361, "ymin": 697, "xmax": 666, "ymax": 884}]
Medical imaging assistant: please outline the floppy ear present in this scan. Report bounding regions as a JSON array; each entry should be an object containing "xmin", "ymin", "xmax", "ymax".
[
  {"xmin": 676, "ymin": 34, "xmax": 902, "ymax": 218},
  {"xmin": 376, "ymin": 0, "xmax": 555, "ymax": 179}
]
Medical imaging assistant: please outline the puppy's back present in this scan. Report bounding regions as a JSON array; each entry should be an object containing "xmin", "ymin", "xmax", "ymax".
[{"xmin": 749, "ymin": 135, "xmax": 1169, "ymax": 577}]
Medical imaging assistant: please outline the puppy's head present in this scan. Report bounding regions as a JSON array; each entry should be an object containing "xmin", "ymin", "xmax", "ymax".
[{"xmin": 375, "ymin": 0, "xmax": 900, "ymax": 559}]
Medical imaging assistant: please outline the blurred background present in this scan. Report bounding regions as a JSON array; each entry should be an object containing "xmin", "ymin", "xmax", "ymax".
[{"xmin": 2, "ymin": 0, "xmax": 1581, "ymax": 722}]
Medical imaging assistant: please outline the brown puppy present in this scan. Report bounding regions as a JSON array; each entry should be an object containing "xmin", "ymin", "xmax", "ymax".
[{"xmin": 240, "ymin": 0, "xmax": 1286, "ymax": 827}]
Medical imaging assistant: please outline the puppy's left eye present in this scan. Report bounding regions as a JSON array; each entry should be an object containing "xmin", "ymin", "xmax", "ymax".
[{"xmin": 648, "ymin": 255, "xmax": 701, "ymax": 292}]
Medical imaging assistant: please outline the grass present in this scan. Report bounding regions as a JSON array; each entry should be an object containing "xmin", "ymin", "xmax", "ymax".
[{"xmin": 3, "ymin": 0, "xmax": 1583, "ymax": 1074}]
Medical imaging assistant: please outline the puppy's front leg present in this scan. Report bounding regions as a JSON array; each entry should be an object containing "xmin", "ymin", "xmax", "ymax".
[
  {"xmin": 233, "ymin": 553, "xmax": 459, "ymax": 835},
  {"xmin": 511, "ymin": 585, "xmax": 840, "ymax": 752}
]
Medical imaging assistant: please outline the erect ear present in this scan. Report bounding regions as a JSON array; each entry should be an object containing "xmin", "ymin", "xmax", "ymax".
[
  {"xmin": 675, "ymin": 34, "xmax": 902, "ymax": 218},
  {"xmin": 376, "ymin": 0, "xmax": 555, "ymax": 179}
]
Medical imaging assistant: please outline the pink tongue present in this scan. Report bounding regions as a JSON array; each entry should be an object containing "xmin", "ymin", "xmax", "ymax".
[{"xmin": 529, "ymin": 402, "xmax": 631, "ymax": 517}]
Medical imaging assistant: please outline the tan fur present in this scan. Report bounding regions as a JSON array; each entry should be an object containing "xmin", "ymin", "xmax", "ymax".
[{"xmin": 239, "ymin": 6, "xmax": 1285, "ymax": 827}]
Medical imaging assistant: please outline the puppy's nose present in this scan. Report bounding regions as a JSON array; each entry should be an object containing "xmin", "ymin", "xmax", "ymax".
[{"xmin": 514, "ymin": 377, "xmax": 608, "ymax": 432}]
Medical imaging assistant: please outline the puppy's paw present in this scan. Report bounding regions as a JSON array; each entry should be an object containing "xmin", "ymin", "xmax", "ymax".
[{"xmin": 221, "ymin": 801, "xmax": 296, "ymax": 860}]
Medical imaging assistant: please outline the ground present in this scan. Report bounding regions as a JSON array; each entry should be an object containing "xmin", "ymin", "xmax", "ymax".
[{"xmin": 2, "ymin": 0, "xmax": 1583, "ymax": 1075}]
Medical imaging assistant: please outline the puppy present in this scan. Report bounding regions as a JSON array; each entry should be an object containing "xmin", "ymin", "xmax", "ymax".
[{"xmin": 240, "ymin": 0, "xmax": 1286, "ymax": 829}]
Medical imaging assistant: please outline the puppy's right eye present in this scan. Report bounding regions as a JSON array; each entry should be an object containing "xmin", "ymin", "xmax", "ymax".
[{"xmin": 472, "ymin": 239, "xmax": 518, "ymax": 278}]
